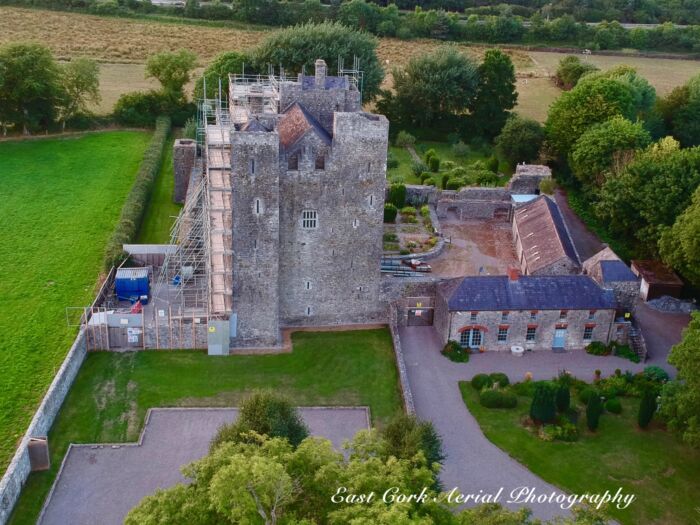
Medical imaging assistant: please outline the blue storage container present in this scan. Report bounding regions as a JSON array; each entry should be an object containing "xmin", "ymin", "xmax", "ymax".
[{"xmin": 115, "ymin": 268, "xmax": 150, "ymax": 303}]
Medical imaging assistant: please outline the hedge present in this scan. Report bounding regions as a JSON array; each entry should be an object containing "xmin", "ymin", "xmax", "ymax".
[
  {"xmin": 103, "ymin": 116, "xmax": 171, "ymax": 269},
  {"xmin": 480, "ymin": 389, "xmax": 518, "ymax": 409}
]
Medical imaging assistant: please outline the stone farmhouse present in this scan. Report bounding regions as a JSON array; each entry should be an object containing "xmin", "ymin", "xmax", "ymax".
[
  {"xmin": 433, "ymin": 270, "xmax": 623, "ymax": 351},
  {"xmin": 582, "ymin": 246, "xmax": 639, "ymax": 313},
  {"xmin": 512, "ymin": 195, "xmax": 580, "ymax": 276}
]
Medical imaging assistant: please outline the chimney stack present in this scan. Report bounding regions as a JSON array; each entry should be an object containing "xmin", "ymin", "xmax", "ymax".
[
  {"xmin": 315, "ymin": 58, "xmax": 327, "ymax": 88},
  {"xmin": 507, "ymin": 267, "xmax": 521, "ymax": 281}
]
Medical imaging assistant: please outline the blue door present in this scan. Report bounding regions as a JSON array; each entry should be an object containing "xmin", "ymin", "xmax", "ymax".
[{"xmin": 552, "ymin": 328, "xmax": 567, "ymax": 348}]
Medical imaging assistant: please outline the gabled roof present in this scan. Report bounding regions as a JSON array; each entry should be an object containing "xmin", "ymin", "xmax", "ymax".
[
  {"xmin": 241, "ymin": 118, "xmax": 269, "ymax": 132},
  {"xmin": 441, "ymin": 275, "xmax": 616, "ymax": 312},
  {"xmin": 277, "ymin": 102, "xmax": 331, "ymax": 150},
  {"xmin": 513, "ymin": 196, "xmax": 579, "ymax": 273},
  {"xmin": 600, "ymin": 260, "xmax": 638, "ymax": 283}
]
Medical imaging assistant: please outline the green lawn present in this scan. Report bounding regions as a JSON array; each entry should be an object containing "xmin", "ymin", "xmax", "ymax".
[
  {"xmin": 0, "ymin": 131, "xmax": 151, "ymax": 474},
  {"xmin": 137, "ymin": 135, "xmax": 182, "ymax": 244},
  {"xmin": 388, "ymin": 145, "xmax": 420, "ymax": 184},
  {"xmin": 9, "ymin": 329, "xmax": 402, "ymax": 524},
  {"xmin": 460, "ymin": 383, "xmax": 700, "ymax": 525}
]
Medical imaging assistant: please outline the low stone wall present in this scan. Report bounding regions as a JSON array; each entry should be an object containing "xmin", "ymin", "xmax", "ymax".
[
  {"xmin": 389, "ymin": 303, "xmax": 415, "ymax": 415},
  {"xmin": 436, "ymin": 187, "xmax": 512, "ymax": 220},
  {"xmin": 0, "ymin": 329, "xmax": 88, "ymax": 525}
]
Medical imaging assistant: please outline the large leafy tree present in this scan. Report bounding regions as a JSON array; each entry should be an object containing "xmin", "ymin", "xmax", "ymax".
[
  {"xmin": 495, "ymin": 114, "xmax": 545, "ymax": 166},
  {"xmin": 469, "ymin": 49, "xmax": 517, "ymax": 139},
  {"xmin": 59, "ymin": 58, "xmax": 101, "ymax": 130},
  {"xmin": 0, "ymin": 42, "xmax": 64, "ymax": 134},
  {"xmin": 569, "ymin": 116, "xmax": 651, "ymax": 188},
  {"xmin": 545, "ymin": 76, "xmax": 636, "ymax": 157},
  {"xmin": 660, "ymin": 313, "xmax": 700, "ymax": 447},
  {"xmin": 577, "ymin": 66, "xmax": 656, "ymax": 117},
  {"xmin": 253, "ymin": 22, "xmax": 384, "ymax": 101},
  {"xmin": 378, "ymin": 46, "xmax": 478, "ymax": 128},
  {"xmin": 194, "ymin": 51, "xmax": 249, "ymax": 99},
  {"xmin": 554, "ymin": 55, "xmax": 599, "ymax": 90},
  {"xmin": 146, "ymin": 49, "xmax": 197, "ymax": 99},
  {"xmin": 657, "ymin": 74, "xmax": 700, "ymax": 147},
  {"xmin": 596, "ymin": 138, "xmax": 700, "ymax": 254},
  {"xmin": 659, "ymin": 185, "xmax": 700, "ymax": 287}
]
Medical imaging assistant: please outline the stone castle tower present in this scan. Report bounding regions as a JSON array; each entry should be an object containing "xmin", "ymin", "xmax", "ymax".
[{"xmin": 223, "ymin": 59, "xmax": 389, "ymax": 348}]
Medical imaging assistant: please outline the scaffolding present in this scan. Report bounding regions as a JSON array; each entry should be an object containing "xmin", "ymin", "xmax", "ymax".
[
  {"xmin": 338, "ymin": 56, "xmax": 364, "ymax": 101},
  {"xmin": 228, "ymin": 68, "xmax": 283, "ymax": 125}
]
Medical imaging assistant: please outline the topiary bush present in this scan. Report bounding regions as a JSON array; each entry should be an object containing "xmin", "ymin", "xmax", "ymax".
[
  {"xmin": 556, "ymin": 383, "xmax": 571, "ymax": 413},
  {"xmin": 638, "ymin": 389, "xmax": 657, "ymax": 429},
  {"xmin": 480, "ymin": 389, "xmax": 517, "ymax": 409},
  {"xmin": 643, "ymin": 366, "xmax": 670, "ymax": 383},
  {"xmin": 530, "ymin": 382, "xmax": 557, "ymax": 424},
  {"xmin": 489, "ymin": 372, "xmax": 510, "ymax": 388},
  {"xmin": 387, "ymin": 182, "xmax": 406, "ymax": 208},
  {"xmin": 103, "ymin": 116, "xmax": 171, "ymax": 269},
  {"xmin": 383, "ymin": 203, "xmax": 398, "ymax": 223},
  {"xmin": 441, "ymin": 340, "xmax": 470, "ymax": 363},
  {"xmin": 471, "ymin": 373, "xmax": 493, "ymax": 391},
  {"xmin": 605, "ymin": 397, "xmax": 622, "ymax": 414},
  {"xmin": 578, "ymin": 387, "xmax": 596, "ymax": 405},
  {"xmin": 428, "ymin": 155, "xmax": 440, "ymax": 173},
  {"xmin": 411, "ymin": 160, "xmax": 428, "ymax": 176},
  {"xmin": 586, "ymin": 392, "xmax": 603, "ymax": 431}
]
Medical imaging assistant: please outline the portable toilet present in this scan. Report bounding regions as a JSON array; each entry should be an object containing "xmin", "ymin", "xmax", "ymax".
[{"xmin": 115, "ymin": 268, "xmax": 150, "ymax": 304}]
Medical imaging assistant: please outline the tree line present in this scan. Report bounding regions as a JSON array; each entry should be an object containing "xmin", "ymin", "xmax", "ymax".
[{"xmin": 4, "ymin": 0, "xmax": 700, "ymax": 54}]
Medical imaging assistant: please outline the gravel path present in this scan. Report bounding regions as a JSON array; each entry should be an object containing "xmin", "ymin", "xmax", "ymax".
[{"xmin": 39, "ymin": 407, "xmax": 369, "ymax": 525}]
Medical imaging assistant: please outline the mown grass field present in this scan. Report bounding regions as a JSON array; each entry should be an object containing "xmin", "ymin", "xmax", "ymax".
[
  {"xmin": 460, "ymin": 383, "xmax": 700, "ymax": 525},
  {"xmin": 0, "ymin": 131, "xmax": 151, "ymax": 474},
  {"xmin": 9, "ymin": 329, "xmax": 401, "ymax": 524}
]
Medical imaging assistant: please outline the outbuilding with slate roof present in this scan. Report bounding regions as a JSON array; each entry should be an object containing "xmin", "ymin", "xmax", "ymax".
[{"xmin": 433, "ymin": 270, "xmax": 624, "ymax": 352}]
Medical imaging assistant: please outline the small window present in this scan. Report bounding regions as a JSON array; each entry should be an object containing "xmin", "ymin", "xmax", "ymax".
[
  {"xmin": 352, "ymin": 218, "xmax": 359, "ymax": 229},
  {"xmin": 249, "ymin": 158, "xmax": 255, "ymax": 175},
  {"xmin": 305, "ymin": 280, "xmax": 312, "ymax": 290},
  {"xmin": 459, "ymin": 331, "xmax": 469, "ymax": 347},
  {"xmin": 588, "ymin": 310, "xmax": 596, "ymax": 321},
  {"xmin": 559, "ymin": 310, "xmax": 568, "ymax": 320},
  {"xmin": 302, "ymin": 210, "xmax": 318, "ymax": 229},
  {"xmin": 526, "ymin": 327, "xmax": 537, "ymax": 341},
  {"xmin": 501, "ymin": 311, "xmax": 509, "ymax": 322},
  {"xmin": 367, "ymin": 161, "xmax": 371, "ymax": 173},
  {"xmin": 497, "ymin": 327, "xmax": 508, "ymax": 342},
  {"xmin": 583, "ymin": 326, "xmax": 594, "ymax": 341},
  {"xmin": 288, "ymin": 154, "xmax": 299, "ymax": 170},
  {"xmin": 530, "ymin": 311, "xmax": 538, "ymax": 321},
  {"xmin": 470, "ymin": 312, "xmax": 478, "ymax": 322},
  {"xmin": 315, "ymin": 155, "xmax": 325, "ymax": 170},
  {"xmin": 254, "ymin": 198, "xmax": 262, "ymax": 215},
  {"xmin": 306, "ymin": 306, "xmax": 312, "ymax": 316},
  {"xmin": 369, "ymin": 195, "xmax": 374, "ymax": 207}
]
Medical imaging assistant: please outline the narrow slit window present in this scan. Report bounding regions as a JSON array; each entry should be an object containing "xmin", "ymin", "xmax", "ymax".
[
  {"xmin": 254, "ymin": 199, "xmax": 261, "ymax": 215},
  {"xmin": 305, "ymin": 280, "xmax": 312, "ymax": 290},
  {"xmin": 306, "ymin": 306, "xmax": 312, "ymax": 316},
  {"xmin": 249, "ymin": 158, "xmax": 255, "ymax": 175},
  {"xmin": 352, "ymin": 218, "xmax": 359, "ymax": 229}
]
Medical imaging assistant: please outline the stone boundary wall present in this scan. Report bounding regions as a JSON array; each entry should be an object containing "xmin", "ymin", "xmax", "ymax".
[
  {"xmin": 389, "ymin": 303, "xmax": 415, "ymax": 415},
  {"xmin": 0, "ymin": 329, "xmax": 88, "ymax": 525}
]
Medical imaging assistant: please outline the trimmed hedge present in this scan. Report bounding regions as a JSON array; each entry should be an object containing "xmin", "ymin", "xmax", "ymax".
[
  {"xmin": 605, "ymin": 397, "xmax": 623, "ymax": 414},
  {"xmin": 103, "ymin": 116, "xmax": 171, "ymax": 269},
  {"xmin": 471, "ymin": 373, "xmax": 493, "ymax": 391},
  {"xmin": 480, "ymin": 389, "xmax": 517, "ymax": 409},
  {"xmin": 489, "ymin": 372, "xmax": 510, "ymax": 388}
]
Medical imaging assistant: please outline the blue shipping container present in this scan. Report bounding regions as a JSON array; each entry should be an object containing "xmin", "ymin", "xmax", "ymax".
[{"xmin": 115, "ymin": 268, "xmax": 149, "ymax": 303}]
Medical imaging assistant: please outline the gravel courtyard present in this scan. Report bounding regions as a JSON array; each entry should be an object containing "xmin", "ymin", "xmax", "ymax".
[{"xmin": 39, "ymin": 407, "xmax": 369, "ymax": 525}]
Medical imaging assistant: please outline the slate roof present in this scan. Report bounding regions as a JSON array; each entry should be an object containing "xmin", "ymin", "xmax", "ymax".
[
  {"xmin": 600, "ymin": 260, "xmax": 638, "ymax": 282},
  {"xmin": 241, "ymin": 118, "xmax": 269, "ymax": 132},
  {"xmin": 300, "ymin": 75, "xmax": 349, "ymax": 90},
  {"xmin": 513, "ymin": 196, "xmax": 579, "ymax": 273},
  {"xmin": 631, "ymin": 260, "xmax": 684, "ymax": 286},
  {"xmin": 277, "ymin": 102, "xmax": 331, "ymax": 150},
  {"xmin": 442, "ymin": 275, "xmax": 616, "ymax": 311}
]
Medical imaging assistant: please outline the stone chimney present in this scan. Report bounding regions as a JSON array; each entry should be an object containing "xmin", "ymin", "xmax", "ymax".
[
  {"xmin": 173, "ymin": 139, "xmax": 196, "ymax": 204},
  {"xmin": 315, "ymin": 59, "xmax": 327, "ymax": 88},
  {"xmin": 507, "ymin": 267, "xmax": 521, "ymax": 281}
]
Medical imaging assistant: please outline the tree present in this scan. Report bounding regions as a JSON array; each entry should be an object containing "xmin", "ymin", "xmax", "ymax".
[
  {"xmin": 253, "ymin": 22, "xmax": 384, "ymax": 101},
  {"xmin": 569, "ymin": 116, "xmax": 651, "ymax": 188},
  {"xmin": 211, "ymin": 391, "xmax": 309, "ymax": 449},
  {"xmin": 586, "ymin": 392, "xmax": 603, "ymax": 431},
  {"xmin": 659, "ymin": 185, "xmax": 700, "ymax": 287},
  {"xmin": 59, "ymin": 58, "xmax": 101, "ymax": 130},
  {"xmin": 658, "ymin": 312, "xmax": 700, "ymax": 446},
  {"xmin": 638, "ymin": 389, "xmax": 657, "ymax": 429},
  {"xmin": 378, "ymin": 46, "xmax": 478, "ymax": 128},
  {"xmin": 381, "ymin": 414, "xmax": 445, "ymax": 468},
  {"xmin": 469, "ymin": 49, "xmax": 518, "ymax": 139},
  {"xmin": 495, "ymin": 114, "xmax": 544, "ymax": 166},
  {"xmin": 530, "ymin": 382, "xmax": 557, "ymax": 424},
  {"xmin": 0, "ymin": 42, "xmax": 64, "ymax": 134},
  {"xmin": 656, "ymin": 74, "xmax": 700, "ymax": 147},
  {"xmin": 146, "ymin": 49, "xmax": 197, "ymax": 98},
  {"xmin": 556, "ymin": 381, "xmax": 571, "ymax": 413},
  {"xmin": 554, "ymin": 55, "xmax": 599, "ymax": 90},
  {"xmin": 193, "ymin": 51, "xmax": 249, "ymax": 100},
  {"xmin": 577, "ymin": 66, "xmax": 656, "ymax": 117},
  {"xmin": 545, "ymin": 76, "xmax": 636, "ymax": 157}
]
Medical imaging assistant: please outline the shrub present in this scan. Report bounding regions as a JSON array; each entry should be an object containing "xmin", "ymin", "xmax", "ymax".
[
  {"xmin": 486, "ymin": 155, "xmax": 499, "ymax": 173},
  {"xmin": 480, "ymin": 389, "xmax": 517, "ymax": 409},
  {"xmin": 586, "ymin": 392, "xmax": 603, "ymax": 431},
  {"xmin": 539, "ymin": 178, "xmax": 556, "ymax": 195},
  {"xmin": 383, "ymin": 203, "xmax": 398, "ymax": 223},
  {"xmin": 387, "ymin": 151, "xmax": 399, "ymax": 169},
  {"xmin": 400, "ymin": 206, "xmax": 417, "ymax": 216},
  {"xmin": 446, "ymin": 178, "xmax": 466, "ymax": 190},
  {"xmin": 530, "ymin": 382, "xmax": 557, "ymax": 424},
  {"xmin": 489, "ymin": 372, "xmax": 510, "ymax": 388},
  {"xmin": 441, "ymin": 160, "xmax": 455, "ymax": 170},
  {"xmin": 419, "ymin": 205, "xmax": 431, "ymax": 218},
  {"xmin": 211, "ymin": 391, "xmax": 309, "ymax": 450},
  {"xmin": 113, "ymin": 90, "xmax": 194, "ymax": 127},
  {"xmin": 103, "ymin": 117, "xmax": 171, "ymax": 269},
  {"xmin": 381, "ymin": 414, "xmax": 445, "ymax": 468},
  {"xmin": 612, "ymin": 343, "xmax": 640, "ymax": 363},
  {"xmin": 452, "ymin": 141, "xmax": 470, "ymax": 157},
  {"xmin": 511, "ymin": 380, "xmax": 536, "ymax": 397},
  {"xmin": 428, "ymin": 156, "xmax": 440, "ymax": 173},
  {"xmin": 585, "ymin": 341, "xmax": 610, "ymax": 356},
  {"xmin": 441, "ymin": 340, "xmax": 470, "ymax": 362},
  {"xmin": 387, "ymin": 183, "xmax": 406, "ymax": 208},
  {"xmin": 471, "ymin": 373, "xmax": 493, "ymax": 391},
  {"xmin": 578, "ymin": 387, "xmax": 596, "ymax": 405},
  {"xmin": 470, "ymin": 170, "xmax": 499, "ymax": 186},
  {"xmin": 383, "ymin": 232, "xmax": 398, "ymax": 242},
  {"xmin": 551, "ymin": 422, "xmax": 579, "ymax": 442},
  {"xmin": 424, "ymin": 148, "xmax": 437, "ymax": 163},
  {"xmin": 395, "ymin": 130, "xmax": 416, "ymax": 147},
  {"xmin": 638, "ymin": 389, "xmax": 657, "ymax": 429},
  {"xmin": 183, "ymin": 116, "xmax": 197, "ymax": 140},
  {"xmin": 605, "ymin": 397, "xmax": 622, "ymax": 414},
  {"xmin": 556, "ymin": 383, "xmax": 571, "ymax": 413},
  {"xmin": 411, "ymin": 160, "xmax": 428, "ymax": 176},
  {"xmin": 643, "ymin": 366, "xmax": 670, "ymax": 383},
  {"xmin": 419, "ymin": 171, "xmax": 433, "ymax": 183}
]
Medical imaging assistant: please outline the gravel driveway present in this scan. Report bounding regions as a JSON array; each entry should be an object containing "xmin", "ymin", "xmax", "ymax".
[{"xmin": 39, "ymin": 407, "xmax": 369, "ymax": 525}]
